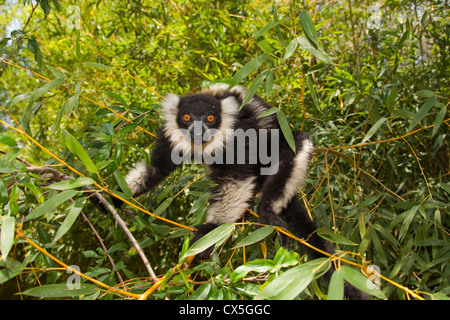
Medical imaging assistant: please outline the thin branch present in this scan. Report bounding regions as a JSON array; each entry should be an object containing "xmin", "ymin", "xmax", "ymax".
[{"xmin": 23, "ymin": 164, "xmax": 158, "ymax": 282}]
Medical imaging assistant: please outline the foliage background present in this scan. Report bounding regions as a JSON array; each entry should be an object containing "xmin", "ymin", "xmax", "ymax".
[{"xmin": 0, "ymin": 0, "xmax": 448, "ymax": 300}]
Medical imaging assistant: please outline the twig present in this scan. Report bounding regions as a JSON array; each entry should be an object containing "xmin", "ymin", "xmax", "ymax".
[{"xmin": 23, "ymin": 164, "xmax": 158, "ymax": 282}]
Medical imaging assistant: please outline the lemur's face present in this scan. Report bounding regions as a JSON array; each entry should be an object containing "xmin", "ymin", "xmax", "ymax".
[{"xmin": 176, "ymin": 95, "xmax": 222, "ymax": 143}]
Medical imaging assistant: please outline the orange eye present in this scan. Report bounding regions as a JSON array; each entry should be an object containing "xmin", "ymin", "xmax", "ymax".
[
  {"xmin": 207, "ymin": 115, "xmax": 215, "ymax": 122},
  {"xmin": 183, "ymin": 114, "xmax": 191, "ymax": 122}
]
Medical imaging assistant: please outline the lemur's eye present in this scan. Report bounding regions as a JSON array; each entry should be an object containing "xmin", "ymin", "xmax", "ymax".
[
  {"xmin": 207, "ymin": 115, "xmax": 215, "ymax": 122},
  {"xmin": 183, "ymin": 114, "xmax": 191, "ymax": 122}
]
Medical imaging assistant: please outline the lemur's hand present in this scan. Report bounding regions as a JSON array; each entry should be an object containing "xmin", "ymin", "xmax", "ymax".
[{"xmin": 257, "ymin": 213, "xmax": 290, "ymax": 249}]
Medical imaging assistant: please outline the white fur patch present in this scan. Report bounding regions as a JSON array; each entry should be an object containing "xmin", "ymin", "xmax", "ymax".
[
  {"xmin": 161, "ymin": 93, "xmax": 181, "ymax": 142},
  {"xmin": 271, "ymin": 138, "xmax": 314, "ymax": 214},
  {"xmin": 125, "ymin": 161, "xmax": 149, "ymax": 195},
  {"xmin": 206, "ymin": 177, "xmax": 256, "ymax": 225}
]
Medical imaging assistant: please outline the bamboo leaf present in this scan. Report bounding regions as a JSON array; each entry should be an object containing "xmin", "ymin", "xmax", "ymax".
[
  {"xmin": 257, "ymin": 107, "xmax": 278, "ymax": 119},
  {"xmin": 61, "ymin": 128, "xmax": 98, "ymax": 173},
  {"xmin": 230, "ymin": 259, "xmax": 275, "ymax": 282},
  {"xmin": 153, "ymin": 197, "xmax": 174, "ymax": 216},
  {"xmin": 361, "ymin": 117, "xmax": 387, "ymax": 144},
  {"xmin": 432, "ymin": 105, "xmax": 447, "ymax": 137},
  {"xmin": 254, "ymin": 21, "xmax": 278, "ymax": 39},
  {"xmin": 408, "ymin": 95, "xmax": 437, "ymax": 131},
  {"xmin": 328, "ymin": 269, "xmax": 345, "ymax": 300},
  {"xmin": 104, "ymin": 91, "xmax": 128, "ymax": 107},
  {"xmin": 83, "ymin": 62, "xmax": 111, "ymax": 70},
  {"xmin": 240, "ymin": 69, "xmax": 271, "ymax": 109},
  {"xmin": 25, "ymin": 190, "xmax": 78, "ymax": 221},
  {"xmin": 282, "ymin": 37, "xmax": 298, "ymax": 62},
  {"xmin": 48, "ymin": 178, "xmax": 94, "ymax": 190},
  {"xmin": 256, "ymin": 258, "xmax": 329, "ymax": 300},
  {"xmin": 296, "ymin": 36, "xmax": 332, "ymax": 64},
  {"xmin": 1, "ymin": 216, "xmax": 16, "ymax": 260},
  {"xmin": 276, "ymin": 110, "xmax": 296, "ymax": 153},
  {"xmin": 299, "ymin": 10, "xmax": 319, "ymax": 47},
  {"xmin": 0, "ymin": 133, "xmax": 17, "ymax": 147},
  {"xmin": 229, "ymin": 54, "xmax": 269, "ymax": 88},
  {"xmin": 21, "ymin": 283, "xmax": 98, "ymax": 298},
  {"xmin": 52, "ymin": 197, "xmax": 86, "ymax": 243},
  {"xmin": 233, "ymin": 226, "xmax": 274, "ymax": 249},
  {"xmin": 317, "ymin": 228, "xmax": 357, "ymax": 246},
  {"xmin": 306, "ymin": 74, "xmax": 320, "ymax": 111},
  {"xmin": 182, "ymin": 223, "xmax": 235, "ymax": 259},
  {"xmin": 341, "ymin": 265, "xmax": 386, "ymax": 299},
  {"xmin": 113, "ymin": 169, "xmax": 132, "ymax": 198}
]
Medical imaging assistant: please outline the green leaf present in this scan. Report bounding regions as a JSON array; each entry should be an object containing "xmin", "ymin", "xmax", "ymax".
[
  {"xmin": 83, "ymin": 62, "xmax": 112, "ymax": 70},
  {"xmin": 52, "ymin": 82, "xmax": 81, "ymax": 133},
  {"xmin": 0, "ymin": 132, "xmax": 17, "ymax": 147},
  {"xmin": 113, "ymin": 169, "xmax": 132, "ymax": 198},
  {"xmin": 21, "ymin": 283, "xmax": 98, "ymax": 298},
  {"xmin": 0, "ymin": 257, "xmax": 23, "ymax": 285},
  {"xmin": 256, "ymin": 258, "xmax": 329, "ymax": 300},
  {"xmin": 254, "ymin": 21, "xmax": 278, "ymax": 39},
  {"xmin": 408, "ymin": 95, "xmax": 436, "ymax": 131},
  {"xmin": 233, "ymin": 226, "xmax": 274, "ymax": 248},
  {"xmin": 361, "ymin": 117, "xmax": 387, "ymax": 144},
  {"xmin": 328, "ymin": 269, "xmax": 345, "ymax": 300},
  {"xmin": 61, "ymin": 128, "xmax": 98, "ymax": 173},
  {"xmin": 282, "ymin": 37, "xmax": 299, "ymax": 62},
  {"xmin": 257, "ymin": 107, "xmax": 278, "ymax": 119},
  {"xmin": 265, "ymin": 69, "xmax": 274, "ymax": 97},
  {"xmin": 25, "ymin": 190, "xmax": 78, "ymax": 221},
  {"xmin": 104, "ymin": 91, "xmax": 128, "ymax": 107},
  {"xmin": 276, "ymin": 110, "xmax": 296, "ymax": 153},
  {"xmin": 52, "ymin": 197, "xmax": 86, "ymax": 243},
  {"xmin": 230, "ymin": 259, "xmax": 275, "ymax": 282},
  {"xmin": 48, "ymin": 178, "xmax": 94, "ymax": 190},
  {"xmin": 188, "ymin": 282, "xmax": 211, "ymax": 300},
  {"xmin": 296, "ymin": 36, "xmax": 332, "ymax": 64},
  {"xmin": 432, "ymin": 105, "xmax": 447, "ymax": 137},
  {"xmin": 182, "ymin": 223, "xmax": 235, "ymax": 259},
  {"xmin": 32, "ymin": 76, "xmax": 66, "ymax": 99},
  {"xmin": 240, "ymin": 69, "xmax": 271, "ymax": 108},
  {"xmin": 27, "ymin": 36, "xmax": 43, "ymax": 69},
  {"xmin": 1, "ymin": 216, "xmax": 16, "ymax": 260},
  {"xmin": 299, "ymin": 10, "xmax": 319, "ymax": 47},
  {"xmin": 317, "ymin": 228, "xmax": 357, "ymax": 246},
  {"xmin": 341, "ymin": 265, "xmax": 386, "ymax": 299},
  {"xmin": 40, "ymin": 0, "xmax": 50, "ymax": 16},
  {"xmin": 153, "ymin": 197, "xmax": 174, "ymax": 216},
  {"xmin": 3, "ymin": 93, "xmax": 32, "ymax": 109},
  {"xmin": 229, "ymin": 54, "xmax": 269, "ymax": 88},
  {"xmin": 0, "ymin": 180, "xmax": 7, "ymax": 204},
  {"xmin": 415, "ymin": 90, "xmax": 436, "ymax": 98},
  {"xmin": 306, "ymin": 74, "xmax": 320, "ymax": 111},
  {"xmin": 386, "ymin": 85, "xmax": 397, "ymax": 113}
]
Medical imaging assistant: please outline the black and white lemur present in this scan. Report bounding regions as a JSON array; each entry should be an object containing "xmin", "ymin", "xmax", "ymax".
[{"xmin": 97, "ymin": 83, "xmax": 368, "ymax": 299}]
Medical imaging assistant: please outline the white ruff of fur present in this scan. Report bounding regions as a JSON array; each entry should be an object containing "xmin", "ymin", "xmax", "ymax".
[
  {"xmin": 271, "ymin": 138, "xmax": 314, "ymax": 214},
  {"xmin": 124, "ymin": 161, "xmax": 149, "ymax": 195},
  {"xmin": 206, "ymin": 177, "xmax": 256, "ymax": 224}
]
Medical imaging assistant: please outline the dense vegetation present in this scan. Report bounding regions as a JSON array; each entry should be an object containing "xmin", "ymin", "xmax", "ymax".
[{"xmin": 0, "ymin": 0, "xmax": 448, "ymax": 300}]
